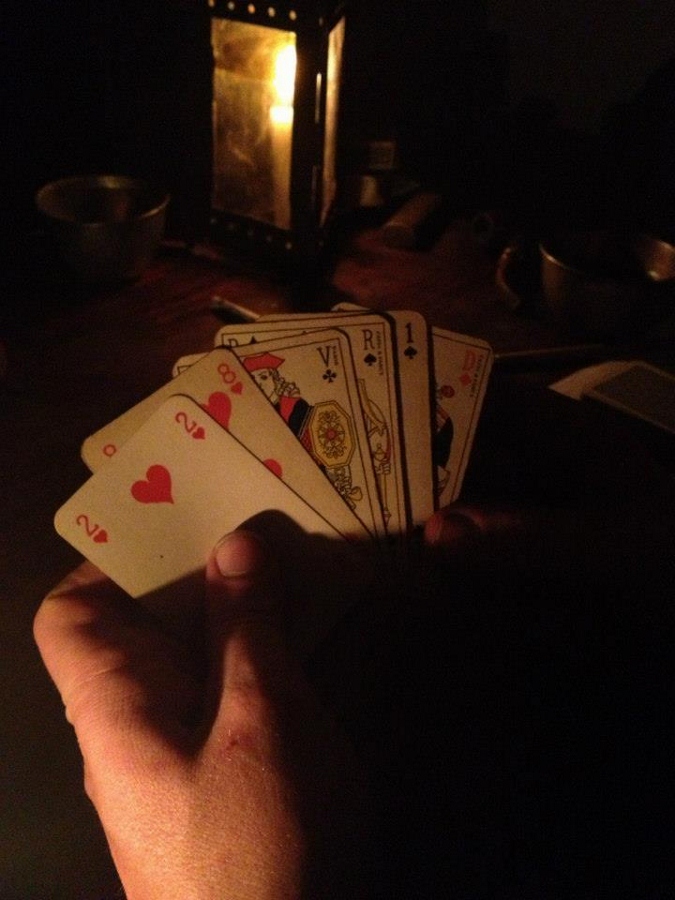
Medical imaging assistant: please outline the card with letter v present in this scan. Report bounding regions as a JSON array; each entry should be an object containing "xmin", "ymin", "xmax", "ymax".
[{"xmin": 232, "ymin": 329, "xmax": 387, "ymax": 539}]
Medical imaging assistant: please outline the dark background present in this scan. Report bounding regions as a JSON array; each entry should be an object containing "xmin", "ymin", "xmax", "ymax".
[{"xmin": 4, "ymin": 0, "xmax": 675, "ymax": 246}]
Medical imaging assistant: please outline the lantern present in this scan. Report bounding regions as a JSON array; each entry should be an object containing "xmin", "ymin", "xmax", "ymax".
[{"xmin": 208, "ymin": 0, "xmax": 347, "ymax": 273}]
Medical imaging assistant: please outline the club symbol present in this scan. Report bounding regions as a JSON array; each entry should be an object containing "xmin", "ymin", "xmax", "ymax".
[
  {"xmin": 404, "ymin": 345, "xmax": 418, "ymax": 360},
  {"xmin": 364, "ymin": 353, "xmax": 377, "ymax": 367},
  {"xmin": 322, "ymin": 368, "xmax": 337, "ymax": 383}
]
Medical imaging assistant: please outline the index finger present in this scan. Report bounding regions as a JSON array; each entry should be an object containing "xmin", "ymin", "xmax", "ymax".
[{"xmin": 33, "ymin": 561, "xmax": 201, "ymax": 747}]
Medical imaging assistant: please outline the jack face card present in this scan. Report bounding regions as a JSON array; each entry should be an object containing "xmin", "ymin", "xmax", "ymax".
[
  {"xmin": 216, "ymin": 312, "xmax": 408, "ymax": 534},
  {"xmin": 432, "ymin": 327, "xmax": 493, "ymax": 505},
  {"xmin": 81, "ymin": 348, "xmax": 368, "ymax": 541},
  {"xmin": 232, "ymin": 329, "xmax": 387, "ymax": 538},
  {"xmin": 56, "ymin": 395, "xmax": 346, "ymax": 599}
]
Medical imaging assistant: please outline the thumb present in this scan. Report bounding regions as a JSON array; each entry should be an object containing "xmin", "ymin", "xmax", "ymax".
[
  {"xmin": 205, "ymin": 530, "xmax": 304, "ymax": 738},
  {"xmin": 206, "ymin": 532, "xmax": 375, "ymax": 896},
  {"xmin": 206, "ymin": 528, "xmax": 279, "ymax": 625}
]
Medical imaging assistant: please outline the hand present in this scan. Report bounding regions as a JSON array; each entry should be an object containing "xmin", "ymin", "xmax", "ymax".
[{"xmin": 34, "ymin": 531, "xmax": 369, "ymax": 900}]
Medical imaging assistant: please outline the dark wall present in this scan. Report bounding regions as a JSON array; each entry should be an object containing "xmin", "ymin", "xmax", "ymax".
[
  {"xmin": 4, "ymin": 1, "xmax": 212, "ymax": 239},
  {"xmin": 487, "ymin": 0, "xmax": 675, "ymax": 134},
  {"xmin": 341, "ymin": 1, "xmax": 503, "ymax": 188}
]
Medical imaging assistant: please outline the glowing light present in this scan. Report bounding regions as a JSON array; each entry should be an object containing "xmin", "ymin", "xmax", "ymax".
[
  {"xmin": 269, "ymin": 42, "xmax": 296, "ymax": 229},
  {"xmin": 273, "ymin": 43, "xmax": 296, "ymax": 106}
]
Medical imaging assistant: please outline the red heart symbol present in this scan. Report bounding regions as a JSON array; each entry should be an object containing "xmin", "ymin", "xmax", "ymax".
[
  {"xmin": 192, "ymin": 426, "xmax": 206, "ymax": 440},
  {"xmin": 203, "ymin": 391, "xmax": 231, "ymax": 429},
  {"xmin": 231, "ymin": 381, "xmax": 243, "ymax": 394},
  {"xmin": 264, "ymin": 458, "xmax": 283, "ymax": 478},
  {"xmin": 131, "ymin": 464, "xmax": 174, "ymax": 504},
  {"xmin": 94, "ymin": 529, "xmax": 108, "ymax": 543}
]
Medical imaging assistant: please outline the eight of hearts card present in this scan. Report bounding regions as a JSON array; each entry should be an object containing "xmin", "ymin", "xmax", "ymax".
[{"xmin": 81, "ymin": 347, "xmax": 369, "ymax": 542}]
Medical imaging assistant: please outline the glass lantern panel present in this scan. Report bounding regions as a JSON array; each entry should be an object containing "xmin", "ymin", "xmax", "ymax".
[
  {"xmin": 211, "ymin": 19, "xmax": 296, "ymax": 230},
  {"xmin": 321, "ymin": 16, "xmax": 345, "ymax": 225}
]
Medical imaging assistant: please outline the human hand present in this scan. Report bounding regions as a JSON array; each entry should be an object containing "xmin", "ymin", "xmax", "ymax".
[{"xmin": 34, "ymin": 531, "xmax": 369, "ymax": 900}]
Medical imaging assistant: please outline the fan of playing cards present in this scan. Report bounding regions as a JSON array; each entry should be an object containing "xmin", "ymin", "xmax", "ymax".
[{"xmin": 55, "ymin": 305, "xmax": 493, "ymax": 600}]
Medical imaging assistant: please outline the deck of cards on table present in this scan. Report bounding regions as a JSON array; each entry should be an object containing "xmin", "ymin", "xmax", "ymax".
[{"xmin": 55, "ymin": 305, "xmax": 493, "ymax": 638}]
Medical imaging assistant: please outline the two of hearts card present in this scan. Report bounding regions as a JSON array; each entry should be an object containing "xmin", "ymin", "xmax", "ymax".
[{"xmin": 55, "ymin": 304, "xmax": 493, "ymax": 614}]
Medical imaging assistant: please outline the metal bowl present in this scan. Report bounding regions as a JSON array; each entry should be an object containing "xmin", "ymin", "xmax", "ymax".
[
  {"xmin": 630, "ymin": 232, "xmax": 675, "ymax": 282},
  {"xmin": 36, "ymin": 175, "xmax": 170, "ymax": 283},
  {"xmin": 539, "ymin": 229, "xmax": 674, "ymax": 339}
]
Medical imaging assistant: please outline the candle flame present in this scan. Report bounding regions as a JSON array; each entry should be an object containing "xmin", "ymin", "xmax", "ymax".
[{"xmin": 274, "ymin": 43, "xmax": 296, "ymax": 106}]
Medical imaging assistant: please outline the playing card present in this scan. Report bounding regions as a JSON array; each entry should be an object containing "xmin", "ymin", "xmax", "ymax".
[
  {"xmin": 432, "ymin": 327, "xmax": 493, "ymax": 505},
  {"xmin": 585, "ymin": 361, "xmax": 675, "ymax": 435},
  {"xmin": 216, "ymin": 312, "xmax": 408, "ymax": 534},
  {"xmin": 386, "ymin": 310, "xmax": 435, "ymax": 527},
  {"xmin": 82, "ymin": 348, "xmax": 369, "ymax": 541},
  {"xmin": 232, "ymin": 329, "xmax": 387, "ymax": 538},
  {"xmin": 172, "ymin": 352, "xmax": 207, "ymax": 377},
  {"xmin": 330, "ymin": 306, "xmax": 494, "ymax": 515},
  {"xmin": 56, "ymin": 395, "xmax": 347, "ymax": 599}
]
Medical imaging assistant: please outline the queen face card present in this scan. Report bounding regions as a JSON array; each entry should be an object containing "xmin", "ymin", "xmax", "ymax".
[
  {"xmin": 56, "ymin": 395, "xmax": 346, "ymax": 599},
  {"xmin": 432, "ymin": 327, "xmax": 493, "ymax": 506}
]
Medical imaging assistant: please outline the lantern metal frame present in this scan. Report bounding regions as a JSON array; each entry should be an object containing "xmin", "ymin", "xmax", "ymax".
[{"xmin": 207, "ymin": 0, "xmax": 347, "ymax": 271}]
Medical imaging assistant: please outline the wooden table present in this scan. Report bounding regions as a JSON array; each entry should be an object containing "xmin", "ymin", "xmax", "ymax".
[{"xmin": 2, "ymin": 221, "xmax": 674, "ymax": 898}]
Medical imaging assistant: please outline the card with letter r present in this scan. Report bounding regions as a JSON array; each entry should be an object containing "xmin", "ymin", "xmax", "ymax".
[
  {"xmin": 216, "ymin": 312, "xmax": 408, "ymax": 535},
  {"xmin": 432, "ymin": 327, "xmax": 493, "ymax": 506},
  {"xmin": 55, "ymin": 395, "xmax": 346, "ymax": 599}
]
